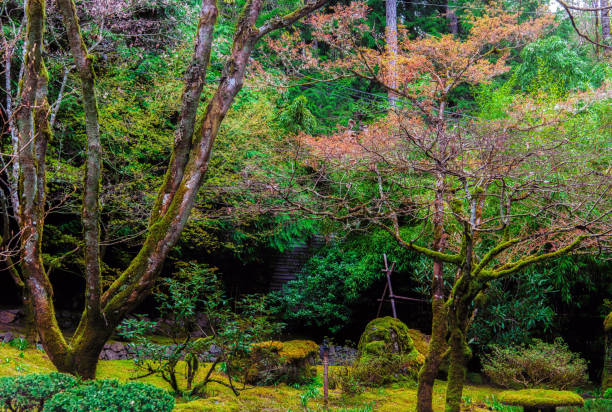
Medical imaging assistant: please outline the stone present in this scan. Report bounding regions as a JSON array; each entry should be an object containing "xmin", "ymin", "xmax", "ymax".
[
  {"xmin": 2, "ymin": 332, "xmax": 14, "ymax": 343},
  {"xmin": 0, "ymin": 311, "xmax": 18, "ymax": 324}
]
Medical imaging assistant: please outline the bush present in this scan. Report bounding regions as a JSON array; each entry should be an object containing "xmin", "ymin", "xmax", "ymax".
[
  {"xmin": 0, "ymin": 372, "xmax": 78, "ymax": 412},
  {"xmin": 43, "ymin": 380, "xmax": 174, "ymax": 412},
  {"xmin": 329, "ymin": 366, "xmax": 364, "ymax": 396},
  {"xmin": 482, "ymin": 338, "xmax": 589, "ymax": 390}
]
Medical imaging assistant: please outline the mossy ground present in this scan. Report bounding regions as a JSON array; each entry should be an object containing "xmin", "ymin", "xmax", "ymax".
[{"xmin": 0, "ymin": 343, "xmax": 508, "ymax": 411}]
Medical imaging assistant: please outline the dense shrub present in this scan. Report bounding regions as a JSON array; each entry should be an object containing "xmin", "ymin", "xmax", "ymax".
[
  {"xmin": 0, "ymin": 372, "xmax": 78, "ymax": 412},
  {"xmin": 43, "ymin": 380, "xmax": 174, "ymax": 412},
  {"xmin": 482, "ymin": 338, "xmax": 589, "ymax": 390}
]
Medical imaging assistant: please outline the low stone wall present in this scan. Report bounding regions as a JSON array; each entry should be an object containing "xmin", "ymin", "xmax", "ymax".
[{"xmin": 0, "ymin": 308, "xmax": 359, "ymax": 365}]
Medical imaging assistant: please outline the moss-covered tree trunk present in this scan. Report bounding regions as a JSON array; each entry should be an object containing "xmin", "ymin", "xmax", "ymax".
[
  {"xmin": 17, "ymin": 0, "xmax": 330, "ymax": 379},
  {"xmin": 416, "ymin": 173, "xmax": 448, "ymax": 412},
  {"xmin": 416, "ymin": 297, "xmax": 447, "ymax": 412}
]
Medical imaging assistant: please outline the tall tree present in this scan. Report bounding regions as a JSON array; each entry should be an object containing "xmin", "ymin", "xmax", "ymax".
[
  {"xmin": 14, "ymin": 0, "xmax": 328, "ymax": 379},
  {"xmin": 386, "ymin": 0, "xmax": 398, "ymax": 106},
  {"xmin": 269, "ymin": 4, "xmax": 610, "ymax": 411}
]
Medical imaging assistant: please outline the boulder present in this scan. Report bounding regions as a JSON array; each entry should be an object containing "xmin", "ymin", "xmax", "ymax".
[
  {"xmin": 353, "ymin": 317, "xmax": 424, "ymax": 386},
  {"xmin": 358, "ymin": 317, "xmax": 423, "ymax": 363}
]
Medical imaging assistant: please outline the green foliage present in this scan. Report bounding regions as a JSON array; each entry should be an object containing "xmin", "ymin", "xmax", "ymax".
[
  {"xmin": 468, "ymin": 269, "xmax": 555, "ymax": 353},
  {"xmin": 298, "ymin": 383, "xmax": 320, "ymax": 410},
  {"xmin": 42, "ymin": 380, "xmax": 174, "ymax": 412},
  {"xmin": 329, "ymin": 366, "xmax": 364, "ymax": 396},
  {"xmin": 119, "ymin": 262, "xmax": 282, "ymax": 396},
  {"xmin": 270, "ymin": 230, "xmax": 422, "ymax": 334},
  {"xmin": 482, "ymin": 338, "xmax": 589, "ymax": 390},
  {"xmin": 279, "ymin": 95, "xmax": 317, "ymax": 135},
  {"xmin": 0, "ymin": 373, "xmax": 78, "ymax": 412},
  {"xmin": 514, "ymin": 36, "xmax": 606, "ymax": 95},
  {"xmin": 571, "ymin": 398, "xmax": 612, "ymax": 412}
]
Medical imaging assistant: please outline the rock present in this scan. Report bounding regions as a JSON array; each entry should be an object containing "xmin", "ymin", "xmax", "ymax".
[
  {"xmin": 106, "ymin": 350, "xmax": 121, "ymax": 361},
  {"xmin": 2, "ymin": 332, "xmax": 15, "ymax": 343},
  {"xmin": 353, "ymin": 317, "xmax": 424, "ymax": 385},
  {"xmin": 0, "ymin": 311, "xmax": 18, "ymax": 324},
  {"xmin": 110, "ymin": 342, "xmax": 124, "ymax": 352}
]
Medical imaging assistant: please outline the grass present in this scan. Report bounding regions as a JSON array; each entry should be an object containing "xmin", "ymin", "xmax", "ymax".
[{"xmin": 0, "ymin": 343, "xmax": 504, "ymax": 411}]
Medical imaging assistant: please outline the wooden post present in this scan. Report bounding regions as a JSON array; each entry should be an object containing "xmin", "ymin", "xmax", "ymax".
[
  {"xmin": 383, "ymin": 253, "xmax": 397, "ymax": 319},
  {"xmin": 323, "ymin": 340, "xmax": 329, "ymax": 407}
]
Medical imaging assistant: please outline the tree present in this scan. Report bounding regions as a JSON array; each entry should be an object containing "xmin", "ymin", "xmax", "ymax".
[
  {"xmin": 10, "ymin": 0, "xmax": 329, "ymax": 379},
  {"xmin": 386, "ymin": 0, "xmax": 398, "ymax": 106},
  {"xmin": 268, "ymin": 3, "xmax": 610, "ymax": 411}
]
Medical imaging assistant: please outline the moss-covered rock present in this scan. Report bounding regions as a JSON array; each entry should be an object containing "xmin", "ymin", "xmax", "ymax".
[
  {"xmin": 499, "ymin": 389, "xmax": 584, "ymax": 412},
  {"xmin": 354, "ymin": 317, "xmax": 424, "ymax": 386},
  {"xmin": 244, "ymin": 340, "xmax": 318, "ymax": 385},
  {"xmin": 358, "ymin": 317, "xmax": 418, "ymax": 358}
]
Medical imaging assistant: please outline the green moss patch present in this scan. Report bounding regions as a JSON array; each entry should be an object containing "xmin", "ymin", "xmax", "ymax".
[{"xmin": 499, "ymin": 389, "xmax": 584, "ymax": 408}]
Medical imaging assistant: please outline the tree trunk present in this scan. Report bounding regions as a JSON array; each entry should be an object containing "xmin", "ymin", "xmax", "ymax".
[
  {"xmin": 416, "ymin": 297, "xmax": 447, "ymax": 412},
  {"xmin": 444, "ymin": 326, "xmax": 469, "ymax": 412},
  {"xmin": 602, "ymin": 0, "xmax": 610, "ymax": 39},
  {"xmin": 416, "ymin": 173, "xmax": 447, "ymax": 412},
  {"xmin": 17, "ymin": 0, "xmax": 329, "ymax": 379},
  {"xmin": 446, "ymin": 1, "xmax": 458, "ymax": 35},
  {"xmin": 386, "ymin": 0, "xmax": 398, "ymax": 106}
]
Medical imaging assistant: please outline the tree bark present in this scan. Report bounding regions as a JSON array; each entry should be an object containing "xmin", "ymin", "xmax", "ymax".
[
  {"xmin": 446, "ymin": 1, "xmax": 458, "ymax": 36},
  {"xmin": 16, "ymin": 0, "xmax": 329, "ymax": 378},
  {"xmin": 416, "ymin": 297, "xmax": 448, "ymax": 412},
  {"xmin": 444, "ymin": 324, "xmax": 469, "ymax": 412},
  {"xmin": 602, "ymin": 0, "xmax": 611, "ymax": 39},
  {"xmin": 416, "ymin": 173, "xmax": 448, "ymax": 412},
  {"xmin": 386, "ymin": 0, "xmax": 398, "ymax": 106}
]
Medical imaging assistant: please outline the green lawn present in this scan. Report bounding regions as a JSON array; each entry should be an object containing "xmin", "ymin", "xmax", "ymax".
[{"xmin": 0, "ymin": 343, "xmax": 506, "ymax": 411}]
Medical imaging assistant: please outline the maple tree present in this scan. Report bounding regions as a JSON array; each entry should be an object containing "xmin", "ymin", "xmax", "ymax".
[{"xmin": 270, "ymin": 3, "xmax": 611, "ymax": 411}]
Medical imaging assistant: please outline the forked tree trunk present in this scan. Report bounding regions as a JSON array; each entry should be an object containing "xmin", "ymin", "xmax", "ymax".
[{"xmin": 18, "ymin": 0, "xmax": 329, "ymax": 378}]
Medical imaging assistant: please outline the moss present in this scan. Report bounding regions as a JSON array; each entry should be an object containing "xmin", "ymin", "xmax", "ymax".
[
  {"xmin": 245, "ymin": 340, "xmax": 318, "ymax": 385},
  {"xmin": 407, "ymin": 329, "xmax": 430, "ymax": 359},
  {"xmin": 498, "ymin": 389, "xmax": 584, "ymax": 408},
  {"xmin": 278, "ymin": 340, "xmax": 319, "ymax": 361},
  {"xmin": 358, "ymin": 317, "xmax": 416, "ymax": 357},
  {"xmin": 0, "ymin": 346, "xmax": 510, "ymax": 411}
]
